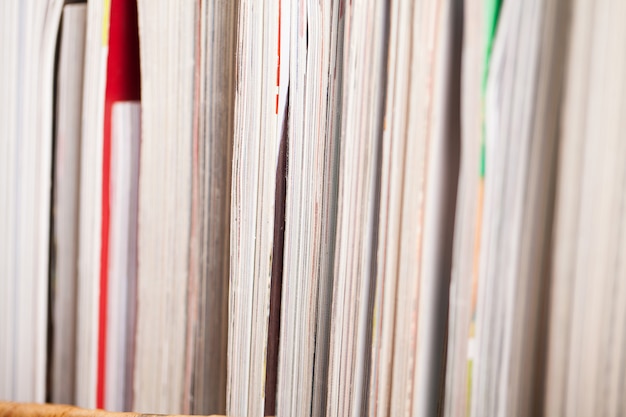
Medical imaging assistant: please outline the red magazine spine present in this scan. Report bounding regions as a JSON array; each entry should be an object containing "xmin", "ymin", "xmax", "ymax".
[{"xmin": 97, "ymin": 0, "xmax": 141, "ymax": 408}]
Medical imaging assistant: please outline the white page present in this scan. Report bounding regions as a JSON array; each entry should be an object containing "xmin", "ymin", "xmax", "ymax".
[
  {"xmin": 76, "ymin": 0, "xmax": 110, "ymax": 407},
  {"xmin": 105, "ymin": 102, "xmax": 140, "ymax": 412},
  {"xmin": 51, "ymin": 3, "xmax": 87, "ymax": 405},
  {"xmin": 0, "ymin": 0, "xmax": 63, "ymax": 402}
]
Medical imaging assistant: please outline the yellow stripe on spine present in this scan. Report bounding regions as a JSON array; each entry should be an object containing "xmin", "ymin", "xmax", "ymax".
[{"xmin": 102, "ymin": 0, "xmax": 111, "ymax": 46}]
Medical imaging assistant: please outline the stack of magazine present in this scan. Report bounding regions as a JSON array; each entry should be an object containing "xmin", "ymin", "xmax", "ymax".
[{"xmin": 0, "ymin": 0, "xmax": 625, "ymax": 416}]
